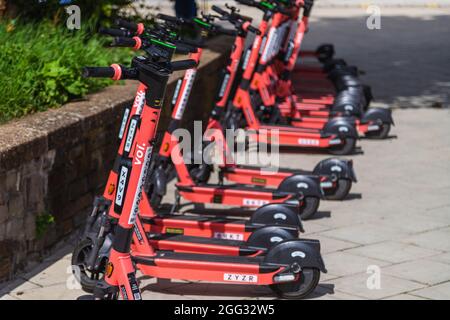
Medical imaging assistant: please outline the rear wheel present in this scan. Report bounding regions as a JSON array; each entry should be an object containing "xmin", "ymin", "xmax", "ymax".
[
  {"xmin": 329, "ymin": 137, "xmax": 356, "ymax": 155},
  {"xmin": 365, "ymin": 123, "xmax": 391, "ymax": 139},
  {"xmin": 299, "ymin": 197, "xmax": 320, "ymax": 220},
  {"xmin": 323, "ymin": 179, "xmax": 352, "ymax": 200},
  {"xmin": 270, "ymin": 268, "xmax": 320, "ymax": 299},
  {"xmin": 71, "ymin": 239, "xmax": 106, "ymax": 293}
]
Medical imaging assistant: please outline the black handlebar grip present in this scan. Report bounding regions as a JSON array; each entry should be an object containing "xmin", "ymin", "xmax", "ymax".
[
  {"xmin": 236, "ymin": 0, "xmax": 256, "ymax": 7},
  {"xmin": 211, "ymin": 5, "xmax": 228, "ymax": 16},
  {"xmin": 171, "ymin": 59, "xmax": 198, "ymax": 71},
  {"xmin": 157, "ymin": 13, "xmax": 180, "ymax": 23},
  {"xmin": 115, "ymin": 19, "xmax": 138, "ymax": 32},
  {"xmin": 82, "ymin": 67, "xmax": 115, "ymax": 78},
  {"xmin": 99, "ymin": 27, "xmax": 129, "ymax": 37},
  {"xmin": 216, "ymin": 26, "xmax": 238, "ymax": 36},
  {"xmin": 174, "ymin": 42, "xmax": 198, "ymax": 55},
  {"xmin": 111, "ymin": 37, "xmax": 138, "ymax": 48},
  {"xmin": 247, "ymin": 25, "xmax": 261, "ymax": 35}
]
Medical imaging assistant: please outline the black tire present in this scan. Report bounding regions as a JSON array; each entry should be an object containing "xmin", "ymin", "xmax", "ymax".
[
  {"xmin": 323, "ymin": 179, "xmax": 352, "ymax": 200},
  {"xmin": 299, "ymin": 197, "xmax": 320, "ymax": 220},
  {"xmin": 328, "ymin": 137, "xmax": 356, "ymax": 155},
  {"xmin": 71, "ymin": 239, "xmax": 106, "ymax": 293},
  {"xmin": 365, "ymin": 123, "xmax": 391, "ymax": 139},
  {"xmin": 270, "ymin": 268, "xmax": 321, "ymax": 299}
]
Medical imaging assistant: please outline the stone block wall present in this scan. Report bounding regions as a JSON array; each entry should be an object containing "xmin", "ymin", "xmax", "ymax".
[{"xmin": 0, "ymin": 36, "xmax": 230, "ymax": 282}]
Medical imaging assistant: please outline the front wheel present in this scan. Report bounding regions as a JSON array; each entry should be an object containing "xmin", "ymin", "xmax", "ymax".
[
  {"xmin": 328, "ymin": 137, "xmax": 356, "ymax": 155},
  {"xmin": 71, "ymin": 239, "xmax": 106, "ymax": 293},
  {"xmin": 270, "ymin": 268, "xmax": 321, "ymax": 299},
  {"xmin": 365, "ymin": 123, "xmax": 391, "ymax": 139},
  {"xmin": 299, "ymin": 197, "xmax": 320, "ymax": 220},
  {"xmin": 323, "ymin": 179, "xmax": 352, "ymax": 200}
]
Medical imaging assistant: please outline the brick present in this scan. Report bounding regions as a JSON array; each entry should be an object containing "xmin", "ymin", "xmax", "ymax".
[
  {"xmin": 0, "ymin": 204, "xmax": 8, "ymax": 224},
  {"xmin": 7, "ymin": 194, "xmax": 24, "ymax": 218}
]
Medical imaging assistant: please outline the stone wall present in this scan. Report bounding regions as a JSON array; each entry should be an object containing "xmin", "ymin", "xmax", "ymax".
[{"xmin": 0, "ymin": 36, "xmax": 230, "ymax": 282}]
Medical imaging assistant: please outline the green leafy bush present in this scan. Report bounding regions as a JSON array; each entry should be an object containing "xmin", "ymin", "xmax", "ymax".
[{"xmin": 0, "ymin": 21, "xmax": 131, "ymax": 123}]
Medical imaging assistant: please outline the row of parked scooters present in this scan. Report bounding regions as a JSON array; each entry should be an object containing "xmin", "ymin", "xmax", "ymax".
[{"xmin": 72, "ymin": 0, "xmax": 394, "ymax": 300}]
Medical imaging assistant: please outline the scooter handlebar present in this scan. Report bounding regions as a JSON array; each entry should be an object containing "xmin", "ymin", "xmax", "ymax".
[
  {"xmin": 211, "ymin": 5, "xmax": 228, "ymax": 16},
  {"xmin": 247, "ymin": 24, "xmax": 261, "ymax": 35},
  {"xmin": 82, "ymin": 66, "xmax": 116, "ymax": 79},
  {"xmin": 111, "ymin": 36, "xmax": 141, "ymax": 49},
  {"xmin": 115, "ymin": 19, "xmax": 145, "ymax": 35},
  {"xmin": 83, "ymin": 64, "xmax": 137, "ymax": 80},
  {"xmin": 115, "ymin": 18, "xmax": 138, "ymax": 32},
  {"xmin": 98, "ymin": 27, "xmax": 129, "ymax": 37},
  {"xmin": 171, "ymin": 59, "xmax": 198, "ymax": 71},
  {"xmin": 156, "ymin": 13, "xmax": 180, "ymax": 24}
]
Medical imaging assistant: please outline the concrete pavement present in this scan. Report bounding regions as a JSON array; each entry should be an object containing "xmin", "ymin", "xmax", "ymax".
[{"xmin": 1, "ymin": 107, "xmax": 449, "ymax": 300}]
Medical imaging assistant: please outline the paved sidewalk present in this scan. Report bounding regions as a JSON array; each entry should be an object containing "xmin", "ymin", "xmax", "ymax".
[
  {"xmin": 1, "ymin": 6, "xmax": 450, "ymax": 300},
  {"xmin": 1, "ymin": 107, "xmax": 449, "ymax": 300}
]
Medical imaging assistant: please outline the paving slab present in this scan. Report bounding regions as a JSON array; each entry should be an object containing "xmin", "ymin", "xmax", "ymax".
[
  {"xmin": 409, "ymin": 281, "xmax": 450, "ymax": 300},
  {"xmin": 329, "ymin": 273, "xmax": 426, "ymax": 300},
  {"xmin": 319, "ymin": 223, "xmax": 405, "ymax": 245},
  {"xmin": 346, "ymin": 241, "xmax": 443, "ymax": 264},
  {"xmin": 401, "ymin": 228, "xmax": 450, "ymax": 252},
  {"xmin": 322, "ymin": 251, "xmax": 392, "ymax": 278},
  {"xmin": 383, "ymin": 260, "xmax": 450, "ymax": 285}
]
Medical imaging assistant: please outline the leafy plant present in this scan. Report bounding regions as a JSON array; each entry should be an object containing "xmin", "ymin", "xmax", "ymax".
[
  {"xmin": 0, "ymin": 20, "xmax": 131, "ymax": 122},
  {"xmin": 36, "ymin": 213, "xmax": 55, "ymax": 238}
]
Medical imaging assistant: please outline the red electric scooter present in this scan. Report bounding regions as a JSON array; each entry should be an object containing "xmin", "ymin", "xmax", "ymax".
[
  {"xmin": 226, "ymin": 0, "xmax": 359, "ymax": 155},
  {"xmin": 80, "ymin": 39, "xmax": 326, "ymax": 300},
  {"xmin": 177, "ymin": 5, "xmax": 356, "ymax": 205},
  {"xmin": 263, "ymin": 0, "xmax": 394, "ymax": 139},
  {"xmin": 72, "ymin": 21, "xmax": 307, "ymax": 292}
]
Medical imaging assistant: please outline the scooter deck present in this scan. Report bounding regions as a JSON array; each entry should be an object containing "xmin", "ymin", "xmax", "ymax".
[
  {"xmin": 147, "ymin": 233, "xmax": 265, "ymax": 256},
  {"xmin": 222, "ymin": 164, "xmax": 313, "ymax": 175},
  {"xmin": 134, "ymin": 250, "xmax": 279, "ymax": 273},
  {"xmin": 140, "ymin": 214, "xmax": 300, "ymax": 240}
]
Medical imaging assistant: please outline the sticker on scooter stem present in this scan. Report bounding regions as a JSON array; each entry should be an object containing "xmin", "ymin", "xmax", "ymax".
[
  {"xmin": 174, "ymin": 69, "xmax": 197, "ymax": 120},
  {"xmin": 224, "ymin": 273, "xmax": 258, "ymax": 283},
  {"xmin": 127, "ymin": 272, "xmax": 142, "ymax": 300},
  {"xmin": 218, "ymin": 73, "xmax": 231, "ymax": 98},
  {"xmin": 171, "ymin": 79, "xmax": 182, "ymax": 106},
  {"xmin": 243, "ymin": 199, "xmax": 270, "ymax": 206},
  {"xmin": 115, "ymin": 166, "xmax": 129, "ymax": 208},
  {"xmin": 124, "ymin": 117, "xmax": 139, "ymax": 153},
  {"xmin": 128, "ymin": 144, "xmax": 153, "ymax": 225},
  {"xmin": 118, "ymin": 107, "xmax": 130, "ymax": 140},
  {"xmin": 133, "ymin": 90, "xmax": 146, "ymax": 114}
]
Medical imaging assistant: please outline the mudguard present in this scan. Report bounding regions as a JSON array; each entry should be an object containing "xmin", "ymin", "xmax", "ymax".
[
  {"xmin": 277, "ymin": 175, "xmax": 322, "ymax": 199},
  {"xmin": 323, "ymin": 117, "xmax": 358, "ymax": 139},
  {"xmin": 250, "ymin": 203, "xmax": 303, "ymax": 233},
  {"xmin": 332, "ymin": 96, "xmax": 364, "ymax": 117},
  {"xmin": 334, "ymin": 75, "xmax": 363, "ymax": 91},
  {"xmin": 361, "ymin": 107, "xmax": 394, "ymax": 125},
  {"xmin": 312, "ymin": 158, "xmax": 357, "ymax": 182},
  {"xmin": 264, "ymin": 239, "xmax": 327, "ymax": 273},
  {"xmin": 246, "ymin": 226, "xmax": 296, "ymax": 249}
]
